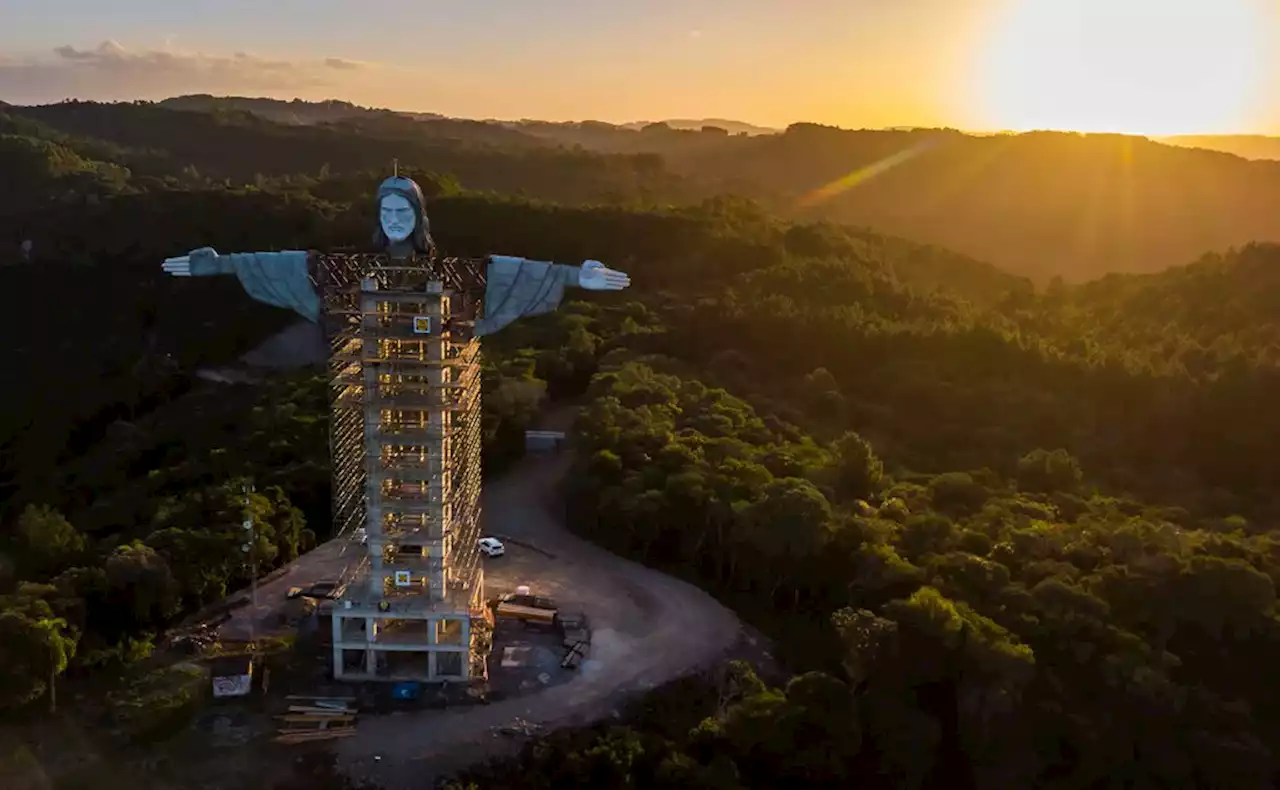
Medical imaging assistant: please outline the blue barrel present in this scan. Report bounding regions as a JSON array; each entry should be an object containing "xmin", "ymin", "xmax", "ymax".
[{"xmin": 391, "ymin": 681, "xmax": 422, "ymax": 701}]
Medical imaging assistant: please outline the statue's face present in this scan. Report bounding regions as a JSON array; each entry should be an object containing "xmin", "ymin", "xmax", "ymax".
[{"xmin": 379, "ymin": 194, "xmax": 416, "ymax": 242}]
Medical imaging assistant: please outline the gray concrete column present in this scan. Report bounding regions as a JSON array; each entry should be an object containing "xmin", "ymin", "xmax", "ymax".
[{"xmin": 331, "ymin": 614, "xmax": 344, "ymax": 679}]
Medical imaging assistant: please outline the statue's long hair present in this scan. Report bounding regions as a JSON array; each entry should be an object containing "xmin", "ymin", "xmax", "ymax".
[{"xmin": 373, "ymin": 176, "xmax": 437, "ymax": 257}]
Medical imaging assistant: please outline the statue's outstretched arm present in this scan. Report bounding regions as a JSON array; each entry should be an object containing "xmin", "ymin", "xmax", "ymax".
[
  {"xmin": 475, "ymin": 255, "xmax": 631, "ymax": 337},
  {"xmin": 162, "ymin": 246, "xmax": 321, "ymax": 323}
]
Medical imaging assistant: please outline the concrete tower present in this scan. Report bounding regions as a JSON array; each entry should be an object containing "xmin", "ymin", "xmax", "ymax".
[{"xmin": 326, "ymin": 265, "xmax": 488, "ymax": 682}]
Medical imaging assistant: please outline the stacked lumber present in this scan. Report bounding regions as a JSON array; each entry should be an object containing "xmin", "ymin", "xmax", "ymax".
[{"xmin": 273, "ymin": 695, "xmax": 358, "ymax": 744}]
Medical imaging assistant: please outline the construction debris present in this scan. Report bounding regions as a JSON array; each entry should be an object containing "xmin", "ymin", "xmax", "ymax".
[
  {"xmin": 493, "ymin": 717, "xmax": 543, "ymax": 737},
  {"xmin": 274, "ymin": 695, "xmax": 359, "ymax": 744},
  {"xmin": 561, "ymin": 640, "xmax": 589, "ymax": 669},
  {"xmin": 558, "ymin": 610, "xmax": 592, "ymax": 669},
  {"xmin": 285, "ymin": 694, "xmax": 356, "ymax": 702},
  {"xmin": 168, "ymin": 622, "xmax": 222, "ymax": 654}
]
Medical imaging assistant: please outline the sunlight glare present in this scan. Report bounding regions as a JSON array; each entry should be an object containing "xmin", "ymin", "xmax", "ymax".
[
  {"xmin": 973, "ymin": 0, "xmax": 1268, "ymax": 135},
  {"xmin": 796, "ymin": 139, "xmax": 938, "ymax": 208}
]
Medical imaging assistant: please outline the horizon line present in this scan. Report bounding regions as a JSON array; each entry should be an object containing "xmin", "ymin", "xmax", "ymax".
[{"xmin": 5, "ymin": 93, "xmax": 1278, "ymax": 139}]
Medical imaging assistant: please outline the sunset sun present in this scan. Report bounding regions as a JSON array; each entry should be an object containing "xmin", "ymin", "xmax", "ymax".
[{"xmin": 974, "ymin": 0, "xmax": 1269, "ymax": 136}]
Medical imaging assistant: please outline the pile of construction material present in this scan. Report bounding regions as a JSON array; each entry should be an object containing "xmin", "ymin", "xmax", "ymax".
[
  {"xmin": 274, "ymin": 695, "xmax": 358, "ymax": 744},
  {"xmin": 167, "ymin": 622, "xmax": 222, "ymax": 655},
  {"xmin": 558, "ymin": 611, "xmax": 591, "ymax": 669},
  {"xmin": 493, "ymin": 717, "xmax": 544, "ymax": 737}
]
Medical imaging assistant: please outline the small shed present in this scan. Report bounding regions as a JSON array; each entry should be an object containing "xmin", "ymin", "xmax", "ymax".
[
  {"xmin": 210, "ymin": 655, "xmax": 254, "ymax": 698},
  {"xmin": 524, "ymin": 430, "xmax": 566, "ymax": 454}
]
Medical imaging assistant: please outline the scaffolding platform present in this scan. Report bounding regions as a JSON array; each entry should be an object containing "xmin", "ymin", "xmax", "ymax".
[{"xmin": 317, "ymin": 254, "xmax": 489, "ymax": 683}]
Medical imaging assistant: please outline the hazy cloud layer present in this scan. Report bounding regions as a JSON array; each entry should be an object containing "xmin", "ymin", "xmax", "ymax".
[{"xmin": 0, "ymin": 41, "xmax": 371, "ymax": 104}]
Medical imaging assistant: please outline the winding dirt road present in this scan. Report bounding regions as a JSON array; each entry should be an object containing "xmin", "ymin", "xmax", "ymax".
[{"xmin": 334, "ymin": 445, "xmax": 743, "ymax": 788}]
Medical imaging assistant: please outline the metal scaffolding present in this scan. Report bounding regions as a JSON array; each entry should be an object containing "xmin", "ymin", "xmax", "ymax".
[{"xmin": 314, "ymin": 254, "xmax": 490, "ymax": 683}]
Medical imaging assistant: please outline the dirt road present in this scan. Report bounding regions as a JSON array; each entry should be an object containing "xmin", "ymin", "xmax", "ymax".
[{"xmin": 334, "ymin": 449, "xmax": 742, "ymax": 788}]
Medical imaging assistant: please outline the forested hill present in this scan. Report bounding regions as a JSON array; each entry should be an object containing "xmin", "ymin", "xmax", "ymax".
[
  {"xmin": 679, "ymin": 125, "xmax": 1280, "ymax": 282},
  {"xmin": 8, "ymin": 98, "xmax": 1280, "ymax": 281},
  {"xmin": 1162, "ymin": 134, "xmax": 1280, "ymax": 162},
  {"xmin": 0, "ymin": 100, "xmax": 688, "ymax": 206},
  {"xmin": 2, "ymin": 104, "xmax": 1280, "ymax": 788},
  {"xmin": 157, "ymin": 95, "xmax": 439, "ymax": 125}
]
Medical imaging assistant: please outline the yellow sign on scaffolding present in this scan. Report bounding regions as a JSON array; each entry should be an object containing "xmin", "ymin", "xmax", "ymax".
[{"xmin": 412, "ymin": 316, "xmax": 431, "ymax": 334}]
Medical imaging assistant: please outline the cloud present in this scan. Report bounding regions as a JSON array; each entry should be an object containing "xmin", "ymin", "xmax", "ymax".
[
  {"xmin": 323, "ymin": 57, "xmax": 366, "ymax": 71},
  {"xmin": 0, "ymin": 40, "xmax": 375, "ymax": 104}
]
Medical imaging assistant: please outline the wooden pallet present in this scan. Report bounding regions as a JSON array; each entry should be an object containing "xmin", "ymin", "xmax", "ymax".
[
  {"xmin": 274, "ymin": 728, "xmax": 356, "ymax": 744},
  {"xmin": 274, "ymin": 694, "xmax": 358, "ymax": 743}
]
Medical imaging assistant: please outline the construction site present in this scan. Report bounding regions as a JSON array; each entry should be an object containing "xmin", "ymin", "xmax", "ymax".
[
  {"xmin": 184, "ymin": 252, "xmax": 611, "ymax": 700},
  {"xmin": 317, "ymin": 254, "xmax": 492, "ymax": 684},
  {"xmin": 145, "ymin": 251, "xmax": 743, "ymax": 787}
]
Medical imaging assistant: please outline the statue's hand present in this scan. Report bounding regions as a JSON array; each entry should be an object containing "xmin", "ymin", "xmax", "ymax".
[
  {"xmin": 161, "ymin": 254, "xmax": 192, "ymax": 277},
  {"xmin": 577, "ymin": 260, "xmax": 631, "ymax": 291},
  {"xmin": 161, "ymin": 247, "xmax": 218, "ymax": 277}
]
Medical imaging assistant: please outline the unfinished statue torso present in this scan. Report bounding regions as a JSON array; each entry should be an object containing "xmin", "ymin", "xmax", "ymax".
[
  {"xmin": 182, "ymin": 246, "xmax": 582, "ymax": 337},
  {"xmin": 162, "ymin": 174, "xmax": 631, "ymax": 338}
]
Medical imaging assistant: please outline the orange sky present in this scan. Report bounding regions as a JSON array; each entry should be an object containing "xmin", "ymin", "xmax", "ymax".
[{"xmin": 1, "ymin": 0, "xmax": 1277, "ymax": 135}]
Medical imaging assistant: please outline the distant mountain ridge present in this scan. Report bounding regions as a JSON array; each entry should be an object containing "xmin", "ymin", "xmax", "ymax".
[
  {"xmin": 158, "ymin": 95, "xmax": 775, "ymax": 136},
  {"xmin": 621, "ymin": 118, "xmax": 778, "ymax": 135},
  {"xmin": 1159, "ymin": 134, "xmax": 1280, "ymax": 161},
  {"xmin": 159, "ymin": 95, "xmax": 381, "ymax": 124},
  {"xmin": 153, "ymin": 95, "xmax": 1280, "ymax": 162}
]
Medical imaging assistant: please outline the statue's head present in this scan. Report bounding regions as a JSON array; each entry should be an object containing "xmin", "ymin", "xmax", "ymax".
[{"xmin": 374, "ymin": 175, "xmax": 435, "ymax": 256}]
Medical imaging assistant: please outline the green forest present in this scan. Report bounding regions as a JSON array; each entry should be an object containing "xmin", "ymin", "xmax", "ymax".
[{"xmin": 1, "ymin": 98, "xmax": 1279, "ymax": 789}]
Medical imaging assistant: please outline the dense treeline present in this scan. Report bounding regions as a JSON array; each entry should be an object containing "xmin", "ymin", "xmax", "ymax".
[
  {"xmin": 671, "ymin": 244, "xmax": 1280, "ymax": 518},
  {"xmin": 553, "ymin": 354, "xmax": 1278, "ymax": 787},
  {"xmin": 0, "ymin": 99, "xmax": 1278, "ymax": 788}
]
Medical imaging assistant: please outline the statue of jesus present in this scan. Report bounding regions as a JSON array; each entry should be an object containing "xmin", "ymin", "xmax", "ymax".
[{"xmin": 160, "ymin": 174, "xmax": 631, "ymax": 335}]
